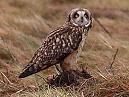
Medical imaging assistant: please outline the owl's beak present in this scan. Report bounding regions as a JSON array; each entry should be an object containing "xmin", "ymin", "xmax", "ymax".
[{"xmin": 80, "ymin": 17, "xmax": 83, "ymax": 22}]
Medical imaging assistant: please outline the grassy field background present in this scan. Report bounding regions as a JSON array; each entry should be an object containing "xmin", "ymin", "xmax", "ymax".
[{"xmin": 0, "ymin": 0, "xmax": 129, "ymax": 97}]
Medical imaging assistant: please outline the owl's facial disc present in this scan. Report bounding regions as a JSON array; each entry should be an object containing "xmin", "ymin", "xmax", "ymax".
[{"xmin": 69, "ymin": 8, "xmax": 92, "ymax": 27}]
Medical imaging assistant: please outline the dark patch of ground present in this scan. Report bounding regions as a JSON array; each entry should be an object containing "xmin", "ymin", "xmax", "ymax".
[{"xmin": 47, "ymin": 70, "xmax": 92, "ymax": 87}]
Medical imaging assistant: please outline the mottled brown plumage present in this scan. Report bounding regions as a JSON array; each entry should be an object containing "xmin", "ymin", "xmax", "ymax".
[{"xmin": 19, "ymin": 8, "xmax": 92, "ymax": 78}]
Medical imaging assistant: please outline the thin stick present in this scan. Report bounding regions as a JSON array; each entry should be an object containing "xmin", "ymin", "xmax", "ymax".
[
  {"xmin": 54, "ymin": 64, "xmax": 62, "ymax": 75},
  {"xmin": 95, "ymin": 66, "xmax": 107, "ymax": 80},
  {"xmin": 110, "ymin": 49, "xmax": 119, "ymax": 70},
  {"xmin": 1, "ymin": 72, "xmax": 13, "ymax": 85},
  {"xmin": 93, "ymin": 17, "xmax": 112, "ymax": 37},
  {"xmin": 77, "ymin": 79, "xmax": 87, "ymax": 92},
  {"xmin": 11, "ymin": 89, "xmax": 24, "ymax": 96}
]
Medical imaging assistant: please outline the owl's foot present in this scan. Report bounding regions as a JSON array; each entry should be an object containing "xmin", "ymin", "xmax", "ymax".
[
  {"xmin": 47, "ymin": 70, "xmax": 79, "ymax": 87},
  {"xmin": 46, "ymin": 70, "xmax": 92, "ymax": 87}
]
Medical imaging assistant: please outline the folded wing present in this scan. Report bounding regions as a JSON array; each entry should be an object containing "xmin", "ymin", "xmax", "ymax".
[{"xmin": 19, "ymin": 27, "xmax": 82, "ymax": 78}]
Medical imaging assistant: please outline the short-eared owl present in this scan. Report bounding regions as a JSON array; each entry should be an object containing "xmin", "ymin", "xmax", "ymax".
[{"xmin": 19, "ymin": 8, "xmax": 92, "ymax": 78}]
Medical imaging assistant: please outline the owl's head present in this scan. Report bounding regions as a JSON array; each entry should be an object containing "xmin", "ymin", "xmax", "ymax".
[{"xmin": 68, "ymin": 8, "xmax": 92, "ymax": 28}]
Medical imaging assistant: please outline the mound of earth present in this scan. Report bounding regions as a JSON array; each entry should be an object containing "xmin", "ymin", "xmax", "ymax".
[{"xmin": 46, "ymin": 70, "xmax": 92, "ymax": 87}]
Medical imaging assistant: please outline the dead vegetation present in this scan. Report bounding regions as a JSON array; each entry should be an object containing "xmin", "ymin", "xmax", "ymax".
[
  {"xmin": 0, "ymin": 0, "xmax": 129, "ymax": 97},
  {"xmin": 46, "ymin": 70, "xmax": 92, "ymax": 87}
]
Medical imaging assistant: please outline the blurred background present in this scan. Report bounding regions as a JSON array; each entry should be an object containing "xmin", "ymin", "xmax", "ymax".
[{"xmin": 0, "ymin": 0, "xmax": 129, "ymax": 97}]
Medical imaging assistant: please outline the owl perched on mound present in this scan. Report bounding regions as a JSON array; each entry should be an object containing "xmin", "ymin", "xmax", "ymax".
[{"xmin": 19, "ymin": 8, "xmax": 92, "ymax": 78}]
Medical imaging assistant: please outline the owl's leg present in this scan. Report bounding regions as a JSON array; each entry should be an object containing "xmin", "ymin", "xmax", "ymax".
[
  {"xmin": 60, "ymin": 51, "xmax": 79, "ymax": 72},
  {"xmin": 55, "ymin": 50, "xmax": 80, "ymax": 74},
  {"xmin": 60, "ymin": 61, "xmax": 78, "ymax": 72},
  {"xmin": 54, "ymin": 64, "xmax": 63, "ymax": 75},
  {"xmin": 60, "ymin": 57, "xmax": 92, "ymax": 79}
]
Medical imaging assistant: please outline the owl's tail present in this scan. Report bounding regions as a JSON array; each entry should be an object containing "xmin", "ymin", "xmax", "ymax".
[{"xmin": 19, "ymin": 63, "xmax": 49, "ymax": 78}]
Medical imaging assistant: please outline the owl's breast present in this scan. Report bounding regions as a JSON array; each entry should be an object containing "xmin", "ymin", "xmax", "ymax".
[
  {"xmin": 78, "ymin": 33, "xmax": 86, "ymax": 50},
  {"xmin": 69, "ymin": 29, "xmax": 83, "ymax": 50},
  {"xmin": 77, "ymin": 33, "xmax": 87, "ymax": 57}
]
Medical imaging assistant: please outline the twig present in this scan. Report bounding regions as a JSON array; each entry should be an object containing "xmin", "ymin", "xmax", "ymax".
[
  {"xmin": 77, "ymin": 79, "xmax": 87, "ymax": 92},
  {"xmin": 10, "ymin": 89, "xmax": 24, "ymax": 97},
  {"xmin": 106, "ymin": 49, "xmax": 119, "ymax": 75},
  {"xmin": 0, "ymin": 80, "xmax": 5, "ymax": 84},
  {"xmin": 109, "ymin": 49, "xmax": 119, "ymax": 71},
  {"xmin": 97, "ymin": 72, "xmax": 107, "ymax": 80},
  {"xmin": 95, "ymin": 66, "xmax": 107, "ymax": 80},
  {"xmin": 93, "ymin": 17, "xmax": 112, "ymax": 37},
  {"xmin": 0, "ymin": 72, "xmax": 19, "ymax": 90},
  {"xmin": 1, "ymin": 72, "xmax": 13, "ymax": 85},
  {"xmin": 81, "ymin": 92, "xmax": 85, "ymax": 97}
]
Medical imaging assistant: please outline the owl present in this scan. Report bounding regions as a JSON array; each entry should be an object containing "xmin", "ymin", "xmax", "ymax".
[{"xmin": 19, "ymin": 8, "xmax": 92, "ymax": 78}]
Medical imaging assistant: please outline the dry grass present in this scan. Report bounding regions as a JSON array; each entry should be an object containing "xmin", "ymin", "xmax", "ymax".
[{"xmin": 0, "ymin": 0, "xmax": 129, "ymax": 97}]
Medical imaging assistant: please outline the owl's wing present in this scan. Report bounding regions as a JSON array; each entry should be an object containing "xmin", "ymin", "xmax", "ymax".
[{"xmin": 19, "ymin": 26, "xmax": 82, "ymax": 78}]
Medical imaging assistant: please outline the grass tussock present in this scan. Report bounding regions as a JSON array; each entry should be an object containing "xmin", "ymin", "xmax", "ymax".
[{"xmin": 0, "ymin": 0, "xmax": 129, "ymax": 97}]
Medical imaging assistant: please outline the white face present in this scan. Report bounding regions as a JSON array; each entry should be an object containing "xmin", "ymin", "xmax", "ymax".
[{"xmin": 69, "ymin": 8, "xmax": 92, "ymax": 27}]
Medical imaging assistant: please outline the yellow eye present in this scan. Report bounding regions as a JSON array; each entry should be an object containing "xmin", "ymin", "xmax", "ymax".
[
  {"xmin": 84, "ymin": 13, "xmax": 88, "ymax": 19},
  {"xmin": 73, "ymin": 13, "xmax": 79, "ymax": 18}
]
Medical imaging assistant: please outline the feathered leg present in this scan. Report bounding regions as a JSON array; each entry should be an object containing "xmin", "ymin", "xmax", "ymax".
[{"xmin": 54, "ymin": 64, "xmax": 63, "ymax": 75}]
